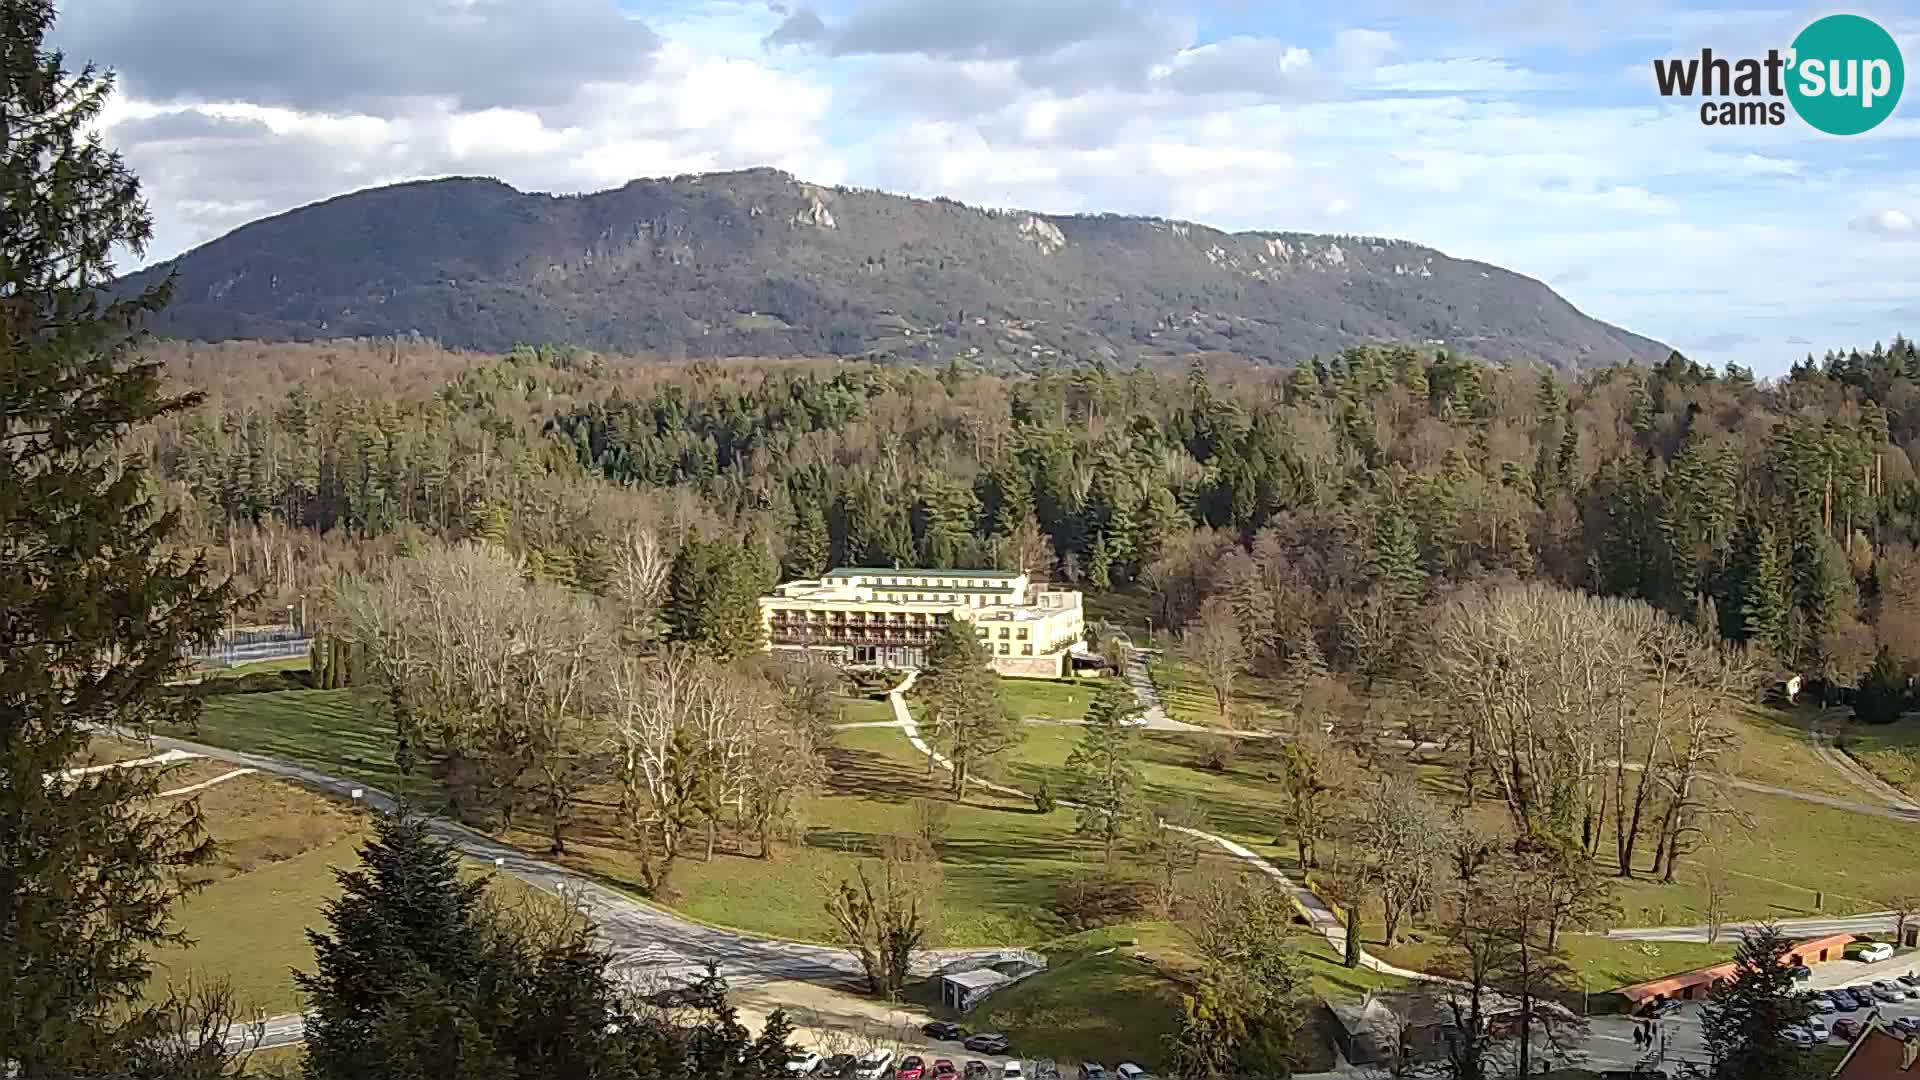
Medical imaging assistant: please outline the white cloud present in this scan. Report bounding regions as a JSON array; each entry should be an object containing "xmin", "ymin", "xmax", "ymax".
[
  {"xmin": 1853, "ymin": 208, "xmax": 1917, "ymax": 236},
  {"xmin": 68, "ymin": 0, "xmax": 1918, "ymax": 375},
  {"xmin": 1334, "ymin": 28, "xmax": 1398, "ymax": 72},
  {"xmin": 1363, "ymin": 57, "xmax": 1560, "ymax": 92}
]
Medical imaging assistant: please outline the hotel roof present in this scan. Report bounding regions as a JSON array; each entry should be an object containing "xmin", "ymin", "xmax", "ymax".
[{"xmin": 825, "ymin": 567, "xmax": 1023, "ymax": 579}]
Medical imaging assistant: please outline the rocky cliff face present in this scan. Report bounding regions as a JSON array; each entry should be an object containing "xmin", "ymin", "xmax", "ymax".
[{"xmin": 123, "ymin": 167, "xmax": 1668, "ymax": 370}]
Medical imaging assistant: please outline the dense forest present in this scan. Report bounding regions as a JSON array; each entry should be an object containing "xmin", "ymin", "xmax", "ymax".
[{"xmin": 146, "ymin": 334, "xmax": 1920, "ymax": 695}]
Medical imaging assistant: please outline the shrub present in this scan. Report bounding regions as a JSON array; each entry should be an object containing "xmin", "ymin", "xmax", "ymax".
[
  {"xmin": 1033, "ymin": 778, "xmax": 1057, "ymax": 814},
  {"xmin": 1199, "ymin": 734, "xmax": 1242, "ymax": 771},
  {"xmin": 168, "ymin": 669, "xmax": 311, "ymax": 697}
]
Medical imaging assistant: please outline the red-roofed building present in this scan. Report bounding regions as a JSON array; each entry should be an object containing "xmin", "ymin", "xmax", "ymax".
[{"xmin": 1618, "ymin": 932, "xmax": 1858, "ymax": 1007}]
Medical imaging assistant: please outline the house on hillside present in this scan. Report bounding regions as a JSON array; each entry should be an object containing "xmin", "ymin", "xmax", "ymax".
[{"xmin": 1832, "ymin": 1015, "xmax": 1920, "ymax": 1078}]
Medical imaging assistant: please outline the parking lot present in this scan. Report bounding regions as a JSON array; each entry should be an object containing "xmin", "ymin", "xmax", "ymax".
[{"xmin": 1587, "ymin": 955, "xmax": 1920, "ymax": 1074}]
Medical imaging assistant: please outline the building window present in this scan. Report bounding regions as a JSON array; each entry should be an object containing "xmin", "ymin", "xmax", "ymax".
[
  {"xmin": 998, "ymin": 643, "xmax": 1009, "ymax": 655},
  {"xmin": 1021, "ymin": 645, "xmax": 1032, "ymax": 656},
  {"xmin": 1017, "ymin": 628, "xmax": 1029, "ymax": 639},
  {"xmin": 997, "ymin": 627, "xmax": 1009, "ymax": 638}
]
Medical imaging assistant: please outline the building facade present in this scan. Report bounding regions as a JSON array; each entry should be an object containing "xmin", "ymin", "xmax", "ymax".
[{"xmin": 758, "ymin": 568, "xmax": 1084, "ymax": 678}]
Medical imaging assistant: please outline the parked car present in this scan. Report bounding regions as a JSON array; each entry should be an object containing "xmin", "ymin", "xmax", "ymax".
[
  {"xmin": 1894, "ymin": 1017, "xmax": 1920, "ymax": 1036},
  {"xmin": 1835, "ymin": 1018, "xmax": 1863, "ymax": 1042},
  {"xmin": 932, "ymin": 1061, "xmax": 958, "ymax": 1079},
  {"xmin": 1078, "ymin": 1064, "xmax": 1107, "ymax": 1080},
  {"xmin": 924, "ymin": 1022, "xmax": 968, "ymax": 1041},
  {"xmin": 963, "ymin": 1064, "xmax": 991, "ymax": 1080},
  {"xmin": 1852, "ymin": 942, "xmax": 1896, "ymax": 963},
  {"xmin": 1900, "ymin": 973, "xmax": 1920, "ymax": 988},
  {"xmin": 1033, "ymin": 1061, "xmax": 1060, "ymax": 1080},
  {"xmin": 1808, "ymin": 1017, "xmax": 1831, "ymax": 1041},
  {"xmin": 1790, "ymin": 965, "xmax": 1813, "ymax": 982},
  {"xmin": 1809, "ymin": 993, "xmax": 1837, "ymax": 1013},
  {"xmin": 897, "ymin": 1056, "xmax": 928, "ymax": 1080},
  {"xmin": 787, "ymin": 1049, "xmax": 824, "ymax": 1076},
  {"xmin": 1002, "ymin": 1064, "xmax": 1023, "ymax": 1080},
  {"xmin": 821, "ymin": 1055, "xmax": 858, "ymax": 1078},
  {"xmin": 1783, "ymin": 1026, "xmax": 1815, "ymax": 1048},
  {"xmin": 1114, "ymin": 1066, "xmax": 1152, "ymax": 1080},
  {"xmin": 854, "ymin": 1050, "xmax": 896, "ymax": 1080},
  {"xmin": 1872, "ymin": 981, "xmax": 1902, "ymax": 1002},
  {"xmin": 964, "ymin": 1034, "xmax": 1011, "ymax": 1055}
]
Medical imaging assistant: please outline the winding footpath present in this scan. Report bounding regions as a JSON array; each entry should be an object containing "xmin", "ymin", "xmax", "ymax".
[{"xmin": 891, "ymin": 666, "xmax": 1434, "ymax": 984}]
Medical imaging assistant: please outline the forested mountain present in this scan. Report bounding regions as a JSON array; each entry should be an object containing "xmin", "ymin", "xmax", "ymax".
[
  {"xmin": 122, "ymin": 168, "xmax": 1668, "ymax": 371},
  {"xmin": 152, "ymin": 335, "xmax": 1920, "ymax": 694}
]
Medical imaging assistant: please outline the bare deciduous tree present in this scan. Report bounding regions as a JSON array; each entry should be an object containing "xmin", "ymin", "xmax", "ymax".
[
  {"xmin": 609, "ymin": 523, "xmax": 670, "ymax": 646},
  {"xmin": 1349, "ymin": 772, "xmax": 1454, "ymax": 945},
  {"xmin": 1179, "ymin": 595, "xmax": 1245, "ymax": 724}
]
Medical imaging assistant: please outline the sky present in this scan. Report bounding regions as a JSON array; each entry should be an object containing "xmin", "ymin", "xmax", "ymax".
[{"xmin": 54, "ymin": 0, "xmax": 1920, "ymax": 375}]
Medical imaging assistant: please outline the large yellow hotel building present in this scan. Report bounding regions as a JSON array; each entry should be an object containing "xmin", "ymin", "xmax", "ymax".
[{"xmin": 758, "ymin": 567, "xmax": 1085, "ymax": 678}]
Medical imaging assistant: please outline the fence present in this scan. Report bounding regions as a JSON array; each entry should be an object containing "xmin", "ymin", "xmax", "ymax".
[{"xmin": 185, "ymin": 631, "xmax": 313, "ymax": 668}]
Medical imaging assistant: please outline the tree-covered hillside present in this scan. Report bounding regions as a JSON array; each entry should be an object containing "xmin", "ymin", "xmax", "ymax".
[
  {"xmin": 118, "ymin": 168, "xmax": 1668, "ymax": 370},
  {"xmin": 149, "ymin": 335, "xmax": 1920, "ymax": 690}
]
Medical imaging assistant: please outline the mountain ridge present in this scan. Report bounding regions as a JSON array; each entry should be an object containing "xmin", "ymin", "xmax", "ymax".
[{"xmin": 123, "ymin": 166, "xmax": 1670, "ymax": 369}]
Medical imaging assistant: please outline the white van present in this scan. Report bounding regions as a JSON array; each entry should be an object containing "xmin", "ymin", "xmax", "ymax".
[{"xmin": 853, "ymin": 1049, "xmax": 895, "ymax": 1079}]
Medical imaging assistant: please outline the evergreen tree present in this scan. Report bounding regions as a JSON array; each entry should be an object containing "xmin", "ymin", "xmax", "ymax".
[
  {"xmin": 299, "ymin": 810, "xmax": 795, "ymax": 1079},
  {"xmin": 784, "ymin": 503, "xmax": 830, "ymax": 580},
  {"xmin": 1739, "ymin": 526, "xmax": 1791, "ymax": 656},
  {"xmin": 1063, "ymin": 682, "xmax": 1144, "ymax": 871},
  {"xmin": 1368, "ymin": 504, "xmax": 1427, "ymax": 603},
  {"xmin": 918, "ymin": 619, "xmax": 1019, "ymax": 800},
  {"xmin": 1702, "ymin": 924, "xmax": 1819, "ymax": 1080},
  {"xmin": 1087, "ymin": 532, "xmax": 1113, "ymax": 591},
  {"xmin": 1855, "ymin": 645, "xmax": 1908, "ymax": 725},
  {"xmin": 1627, "ymin": 376, "xmax": 1655, "ymax": 435},
  {"xmin": 1555, "ymin": 414, "xmax": 1580, "ymax": 484},
  {"xmin": 1, "ymin": 3, "xmax": 236, "ymax": 1069},
  {"xmin": 665, "ymin": 530, "xmax": 768, "ymax": 660}
]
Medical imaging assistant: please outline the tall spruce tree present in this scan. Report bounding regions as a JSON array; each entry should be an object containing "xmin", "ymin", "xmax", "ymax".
[
  {"xmin": 0, "ymin": 2, "xmax": 236, "ymax": 1070},
  {"xmin": 1702, "ymin": 924, "xmax": 1819, "ymax": 1080},
  {"xmin": 299, "ymin": 810, "xmax": 796, "ymax": 1080},
  {"xmin": 918, "ymin": 619, "xmax": 1018, "ymax": 800},
  {"xmin": 783, "ymin": 503, "xmax": 830, "ymax": 580},
  {"xmin": 1855, "ymin": 645, "xmax": 1908, "ymax": 725},
  {"xmin": 1739, "ymin": 525, "xmax": 1791, "ymax": 656},
  {"xmin": 1063, "ymin": 681, "xmax": 1144, "ymax": 871}
]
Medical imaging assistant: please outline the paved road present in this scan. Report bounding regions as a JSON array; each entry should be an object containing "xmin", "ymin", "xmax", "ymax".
[
  {"xmin": 1607, "ymin": 912, "xmax": 1902, "ymax": 944},
  {"xmin": 138, "ymin": 728, "xmax": 1018, "ymax": 1050},
  {"xmin": 1120, "ymin": 649, "xmax": 1205, "ymax": 732}
]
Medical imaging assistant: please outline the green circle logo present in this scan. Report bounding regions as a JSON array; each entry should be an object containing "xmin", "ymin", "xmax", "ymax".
[{"xmin": 1787, "ymin": 14, "xmax": 1904, "ymax": 135}]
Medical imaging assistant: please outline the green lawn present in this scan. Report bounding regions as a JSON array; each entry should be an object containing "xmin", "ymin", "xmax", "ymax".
[
  {"xmin": 1374, "ymin": 932, "xmax": 1733, "ymax": 997},
  {"xmin": 146, "ymin": 772, "xmax": 372, "ymax": 1014},
  {"xmin": 1828, "ymin": 710, "xmax": 1920, "ymax": 796},
  {"xmin": 163, "ymin": 685, "xmax": 1920, "ymax": 973},
  {"xmin": 834, "ymin": 696, "xmax": 896, "ymax": 725},
  {"xmin": 997, "ymin": 677, "xmax": 1123, "ymax": 722},
  {"xmin": 908, "ymin": 925, "xmax": 1186, "ymax": 1070},
  {"xmin": 198, "ymin": 656, "xmax": 313, "ymax": 680},
  {"xmin": 1144, "ymin": 655, "xmax": 1293, "ymax": 729},
  {"xmin": 175, "ymin": 688, "xmax": 439, "ymax": 804},
  {"xmin": 1607, "ymin": 785, "xmax": 1920, "ymax": 926}
]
